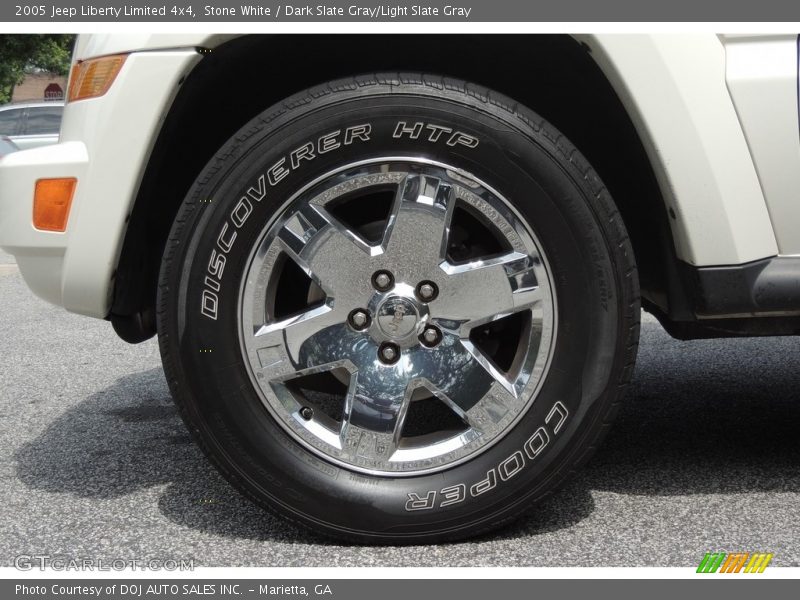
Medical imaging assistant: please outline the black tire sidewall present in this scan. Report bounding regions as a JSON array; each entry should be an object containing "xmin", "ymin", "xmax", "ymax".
[{"xmin": 160, "ymin": 81, "xmax": 627, "ymax": 541}]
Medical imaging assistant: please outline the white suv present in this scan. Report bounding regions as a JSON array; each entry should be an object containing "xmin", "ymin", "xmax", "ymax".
[{"xmin": 1, "ymin": 33, "xmax": 798, "ymax": 543}]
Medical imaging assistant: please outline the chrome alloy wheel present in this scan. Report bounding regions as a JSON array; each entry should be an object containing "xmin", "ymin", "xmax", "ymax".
[{"xmin": 240, "ymin": 158, "xmax": 556, "ymax": 475}]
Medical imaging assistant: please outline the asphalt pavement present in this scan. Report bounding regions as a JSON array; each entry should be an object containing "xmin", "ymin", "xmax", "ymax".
[{"xmin": 1, "ymin": 249, "xmax": 799, "ymax": 567}]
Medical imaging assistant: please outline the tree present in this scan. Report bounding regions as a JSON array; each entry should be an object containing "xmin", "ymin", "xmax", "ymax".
[{"xmin": 0, "ymin": 35, "xmax": 75, "ymax": 104}]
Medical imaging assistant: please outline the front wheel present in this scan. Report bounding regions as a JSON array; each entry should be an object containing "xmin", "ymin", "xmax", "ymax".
[{"xmin": 157, "ymin": 74, "xmax": 640, "ymax": 543}]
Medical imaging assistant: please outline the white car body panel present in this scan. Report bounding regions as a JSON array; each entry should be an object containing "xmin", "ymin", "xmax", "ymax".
[
  {"xmin": 73, "ymin": 34, "xmax": 238, "ymax": 60},
  {"xmin": 0, "ymin": 33, "xmax": 796, "ymax": 318},
  {"xmin": 722, "ymin": 34, "xmax": 800, "ymax": 257},
  {"xmin": 579, "ymin": 34, "xmax": 780, "ymax": 266},
  {"xmin": 0, "ymin": 49, "xmax": 200, "ymax": 316}
]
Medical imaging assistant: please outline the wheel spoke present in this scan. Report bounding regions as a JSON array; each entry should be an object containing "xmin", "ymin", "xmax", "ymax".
[
  {"xmin": 382, "ymin": 174, "xmax": 454, "ymax": 264},
  {"xmin": 276, "ymin": 205, "xmax": 375, "ymax": 297},
  {"xmin": 438, "ymin": 251, "xmax": 543, "ymax": 333},
  {"xmin": 253, "ymin": 304, "xmax": 346, "ymax": 368},
  {"xmin": 462, "ymin": 380, "xmax": 523, "ymax": 437},
  {"xmin": 414, "ymin": 338, "xmax": 526, "ymax": 439},
  {"xmin": 340, "ymin": 367, "xmax": 411, "ymax": 462},
  {"xmin": 421, "ymin": 336, "xmax": 514, "ymax": 413}
]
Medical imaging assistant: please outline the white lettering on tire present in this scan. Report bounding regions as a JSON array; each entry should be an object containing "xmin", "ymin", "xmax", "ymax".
[
  {"xmin": 405, "ymin": 491, "xmax": 437, "ymax": 511},
  {"xmin": 199, "ymin": 120, "xmax": 479, "ymax": 321},
  {"xmin": 405, "ymin": 401, "xmax": 569, "ymax": 511}
]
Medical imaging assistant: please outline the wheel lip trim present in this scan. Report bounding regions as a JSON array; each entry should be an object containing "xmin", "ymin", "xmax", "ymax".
[{"xmin": 237, "ymin": 155, "xmax": 559, "ymax": 477}]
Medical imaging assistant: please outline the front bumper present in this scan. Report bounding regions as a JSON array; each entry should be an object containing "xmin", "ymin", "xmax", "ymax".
[
  {"xmin": 0, "ymin": 48, "xmax": 200, "ymax": 318},
  {"xmin": 0, "ymin": 142, "xmax": 88, "ymax": 306}
]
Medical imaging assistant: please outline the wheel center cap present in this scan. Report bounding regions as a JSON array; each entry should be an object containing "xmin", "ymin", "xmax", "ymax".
[{"xmin": 375, "ymin": 296, "xmax": 419, "ymax": 339}]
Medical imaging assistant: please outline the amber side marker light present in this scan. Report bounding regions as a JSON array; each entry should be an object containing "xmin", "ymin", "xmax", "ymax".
[
  {"xmin": 68, "ymin": 54, "xmax": 127, "ymax": 102},
  {"xmin": 33, "ymin": 178, "xmax": 77, "ymax": 232}
]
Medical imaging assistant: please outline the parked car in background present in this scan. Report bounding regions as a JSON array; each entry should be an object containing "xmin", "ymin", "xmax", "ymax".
[
  {"xmin": 0, "ymin": 136, "xmax": 19, "ymax": 158},
  {"xmin": 0, "ymin": 101, "xmax": 63, "ymax": 150}
]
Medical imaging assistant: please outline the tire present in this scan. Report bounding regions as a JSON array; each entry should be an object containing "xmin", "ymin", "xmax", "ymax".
[{"xmin": 157, "ymin": 73, "xmax": 640, "ymax": 544}]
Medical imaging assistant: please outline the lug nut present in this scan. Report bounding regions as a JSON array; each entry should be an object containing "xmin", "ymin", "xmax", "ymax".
[
  {"xmin": 372, "ymin": 270, "xmax": 394, "ymax": 292},
  {"xmin": 416, "ymin": 281, "xmax": 438, "ymax": 302},
  {"xmin": 420, "ymin": 325, "xmax": 442, "ymax": 348},
  {"xmin": 378, "ymin": 342, "xmax": 401, "ymax": 365},
  {"xmin": 348, "ymin": 309, "xmax": 370, "ymax": 330},
  {"xmin": 299, "ymin": 406, "xmax": 314, "ymax": 421}
]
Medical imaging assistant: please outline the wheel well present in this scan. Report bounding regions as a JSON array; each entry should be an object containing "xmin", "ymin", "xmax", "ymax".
[{"xmin": 111, "ymin": 34, "xmax": 676, "ymax": 342}]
